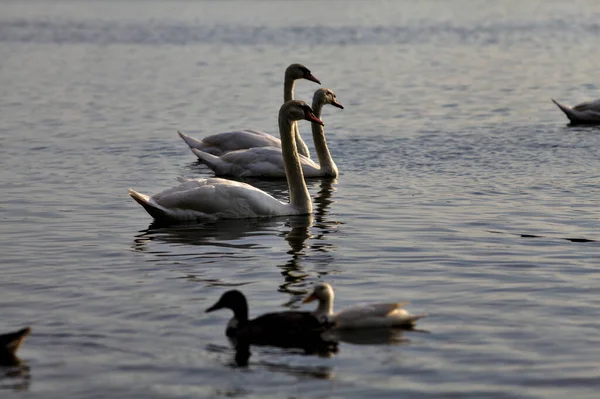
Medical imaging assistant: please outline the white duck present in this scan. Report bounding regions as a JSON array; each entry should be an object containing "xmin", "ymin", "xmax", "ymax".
[
  {"xmin": 303, "ymin": 282, "xmax": 426, "ymax": 329},
  {"xmin": 128, "ymin": 100, "xmax": 321, "ymax": 222},
  {"xmin": 552, "ymin": 98, "xmax": 600, "ymax": 125},
  {"xmin": 178, "ymin": 63, "xmax": 320, "ymax": 157},
  {"xmin": 190, "ymin": 88, "xmax": 343, "ymax": 178}
]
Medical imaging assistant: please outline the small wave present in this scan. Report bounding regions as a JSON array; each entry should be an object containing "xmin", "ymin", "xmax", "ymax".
[{"xmin": 0, "ymin": 19, "xmax": 598, "ymax": 46}]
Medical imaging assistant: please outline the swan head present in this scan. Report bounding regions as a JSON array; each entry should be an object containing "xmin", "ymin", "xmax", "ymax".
[
  {"xmin": 303, "ymin": 282, "xmax": 334, "ymax": 315},
  {"xmin": 281, "ymin": 100, "xmax": 324, "ymax": 126},
  {"xmin": 314, "ymin": 88, "xmax": 344, "ymax": 109},
  {"xmin": 286, "ymin": 63, "xmax": 321, "ymax": 84}
]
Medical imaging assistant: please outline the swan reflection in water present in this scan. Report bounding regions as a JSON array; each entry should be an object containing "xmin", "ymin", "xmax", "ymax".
[
  {"xmin": 131, "ymin": 178, "xmax": 340, "ymax": 285},
  {"xmin": 275, "ymin": 178, "xmax": 341, "ymax": 302}
]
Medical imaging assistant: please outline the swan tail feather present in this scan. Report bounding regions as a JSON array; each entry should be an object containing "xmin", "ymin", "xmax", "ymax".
[
  {"xmin": 409, "ymin": 313, "xmax": 428, "ymax": 323},
  {"xmin": 128, "ymin": 188, "xmax": 168, "ymax": 220},
  {"xmin": 177, "ymin": 130, "xmax": 206, "ymax": 151},
  {"xmin": 552, "ymin": 99, "xmax": 579, "ymax": 123},
  {"xmin": 0, "ymin": 327, "xmax": 31, "ymax": 355},
  {"xmin": 191, "ymin": 148, "xmax": 222, "ymax": 170}
]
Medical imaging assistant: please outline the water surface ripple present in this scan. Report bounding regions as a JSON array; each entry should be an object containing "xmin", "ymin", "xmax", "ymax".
[{"xmin": 1, "ymin": 1, "xmax": 600, "ymax": 398}]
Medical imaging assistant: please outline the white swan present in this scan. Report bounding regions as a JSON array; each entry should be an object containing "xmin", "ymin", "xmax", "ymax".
[
  {"xmin": 552, "ymin": 98, "xmax": 600, "ymax": 125},
  {"xmin": 190, "ymin": 88, "xmax": 343, "ymax": 178},
  {"xmin": 303, "ymin": 283, "xmax": 426, "ymax": 329},
  {"xmin": 128, "ymin": 100, "xmax": 321, "ymax": 222},
  {"xmin": 178, "ymin": 63, "xmax": 320, "ymax": 157}
]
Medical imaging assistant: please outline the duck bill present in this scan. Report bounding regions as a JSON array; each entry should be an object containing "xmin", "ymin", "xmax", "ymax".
[
  {"xmin": 331, "ymin": 100, "xmax": 344, "ymax": 109},
  {"xmin": 205, "ymin": 301, "xmax": 223, "ymax": 313},
  {"xmin": 305, "ymin": 111, "xmax": 324, "ymax": 126},
  {"xmin": 302, "ymin": 293, "xmax": 317, "ymax": 304},
  {"xmin": 305, "ymin": 74, "xmax": 321, "ymax": 85}
]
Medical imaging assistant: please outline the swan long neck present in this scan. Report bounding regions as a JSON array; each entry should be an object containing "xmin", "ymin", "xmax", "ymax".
[
  {"xmin": 278, "ymin": 114, "xmax": 312, "ymax": 214},
  {"xmin": 284, "ymin": 74, "xmax": 310, "ymax": 158},
  {"xmin": 311, "ymin": 100, "xmax": 338, "ymax": 177}
]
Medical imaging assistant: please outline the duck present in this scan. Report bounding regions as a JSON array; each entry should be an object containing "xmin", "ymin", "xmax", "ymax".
[
  {"xmin": 190, "ymin": 88, "xmax": 344, "ymax": 178},
  {"xmin": 178, "ymin": 63, "xmax": 320, "ymax": 157},
  {"xmin": 206, "ymin": 290, "xmax": 332, "ymax": 348},
  {"xmin": 303, "ymin": 283, "xmax": 426, "ymax": 329},
  {"xmin": 0, "ymin": 327, "xmax": 31, "ymax": 366},
  {"xmin": 129, "ymin": 100, "xmax": 322, "ymax": 222},
  {"xmin": 552, "ymin": 98, "xmax": 600, "ymax": 125}
]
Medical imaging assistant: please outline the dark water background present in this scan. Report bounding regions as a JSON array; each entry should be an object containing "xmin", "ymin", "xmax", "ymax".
[{"xmin": 1, "ymin": 0, "xmax": 600, "ymax": 397}]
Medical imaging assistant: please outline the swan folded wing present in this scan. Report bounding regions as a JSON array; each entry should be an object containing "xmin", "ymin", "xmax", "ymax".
[
  {"xmin": 152, "ymin": 178, "xmax": 288, "ymax": 219},
  {"xmin": 217, "ymin": 147, "xmax": 320, "ymax": 177},
  {"xmin": 573, "ymin": 98, "xmax": 600, "ymax": 112},
  {"xmin": 201, "ymin": 130, "xmax": 282, "ymax": 152}
]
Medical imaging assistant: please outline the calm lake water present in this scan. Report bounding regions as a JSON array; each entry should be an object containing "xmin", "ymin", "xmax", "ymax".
[{"xmin": 1, "ymin": 0, "xmax": 600, "ymax": 397}]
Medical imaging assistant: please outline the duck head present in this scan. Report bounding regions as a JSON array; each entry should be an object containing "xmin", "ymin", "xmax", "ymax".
[
  {"xmin": 206, "ymin": 290, "xmax": 249, "ymax": 323},
  {"xmin": 303, "ymin": 282, "xmax": 335, "ymax": 315}
]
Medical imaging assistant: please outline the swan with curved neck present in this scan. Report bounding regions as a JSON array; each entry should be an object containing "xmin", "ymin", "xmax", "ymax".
[
  {"xmin": 552, "ymin": 98, "xmax": 600, "ymax": 125},
  {"xmin": 128, "ymin": 100, "xmax": 321, "ymax": 222},
  {"xmin": 303, "ymin": 283, "xmax": 426, "ymax": 329},
  {"xmin": 190, "ymin": 88, "xmax": 343, "ymax": 178},
  {"xmin": 178, "ymin": 63, "xmax": 320, "ymax": 157}
]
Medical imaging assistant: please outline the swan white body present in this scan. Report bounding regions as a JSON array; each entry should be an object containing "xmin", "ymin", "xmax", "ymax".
[
  {"xmin": 552, "ymin": 98, "xmax": 600, "ymax": 125},
  {"xmin": 129, "ymin": 100, "xmax": 321, "ymax": 222},
  {"xmin": 178, "ymin": 129, "xmax": 281, "ymax": 156},
  {"xmin": 304, "ymin": 283, "xmax": 425, "ymax": 330},
  {"xmin": 178, "ymin": 64, "xmax": 320, "ymax": 157},
  {"xmin": 191, "ymin": 147, "xmax": 322, "ymax": 178},
  {"xmin": 190, "ymin": 88, "xmax": 343, "ymax": 178}
]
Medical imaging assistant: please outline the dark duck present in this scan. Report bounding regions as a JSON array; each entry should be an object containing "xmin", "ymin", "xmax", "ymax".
[{"xmin": 206, "ymin": 290, "xmax": 334, "ymax": 350}]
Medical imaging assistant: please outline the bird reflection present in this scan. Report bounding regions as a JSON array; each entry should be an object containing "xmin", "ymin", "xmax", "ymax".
[
  {"xmin": 0, "ymin": 364, "xmax": 30, "ymax": 392},
  {"xmin": 277, "ymin": 178, "xmax": 339, "ymax": 302},
  {"xmin": 216, "ymin": 327, "xmax": 419, "ymax": 373},
  {"xmin": 207, "ymin": 342, "xmax": 337, "ymax": 378},
  {"xmin": 232, "ymin": 338, "xmax": 338, "ymax": 368},
  {"xmin": 313, "ymin": 178, "xmax": 337, "ymax": 224},
  {"xmin": 234, "ymin": 345, "xmax": 336, "ymax": 379},
  {"xmin": 277, "ymin": 214, "xmax": 313, "ymax": 299},
  {"xmin": 323, "ymin": 328, "xmax": 412, "ymax": 346},
  {"xmin": 132, "ymin": 217, "xmax": 285, "ymax": 250}
]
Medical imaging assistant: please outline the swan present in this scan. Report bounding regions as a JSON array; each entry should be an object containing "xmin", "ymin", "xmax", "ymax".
[
  {"xmin": 0, "ymin": 327, "xmax": 30, "ymax": 366},
  {"xmin": 190, "ymin": 88, "xmax": 343, "ymax": 178},
  {"xmin": 206, "ymin": 290, "xmax": 332, "ymax": 347},
  {"xmin": 303, "ymin": 283, "xmax": 426, "ymax": 329},
  {"xmin": 178, "ymin": 63, "xmax": 320, "ymax": 157},
  {"xmin": 128, "ymin": 100, "xmax": 322, "ymax": 222},
  {"xmin": 552, "ymin": 98, "xmax": 600, "ymax": 125}
]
